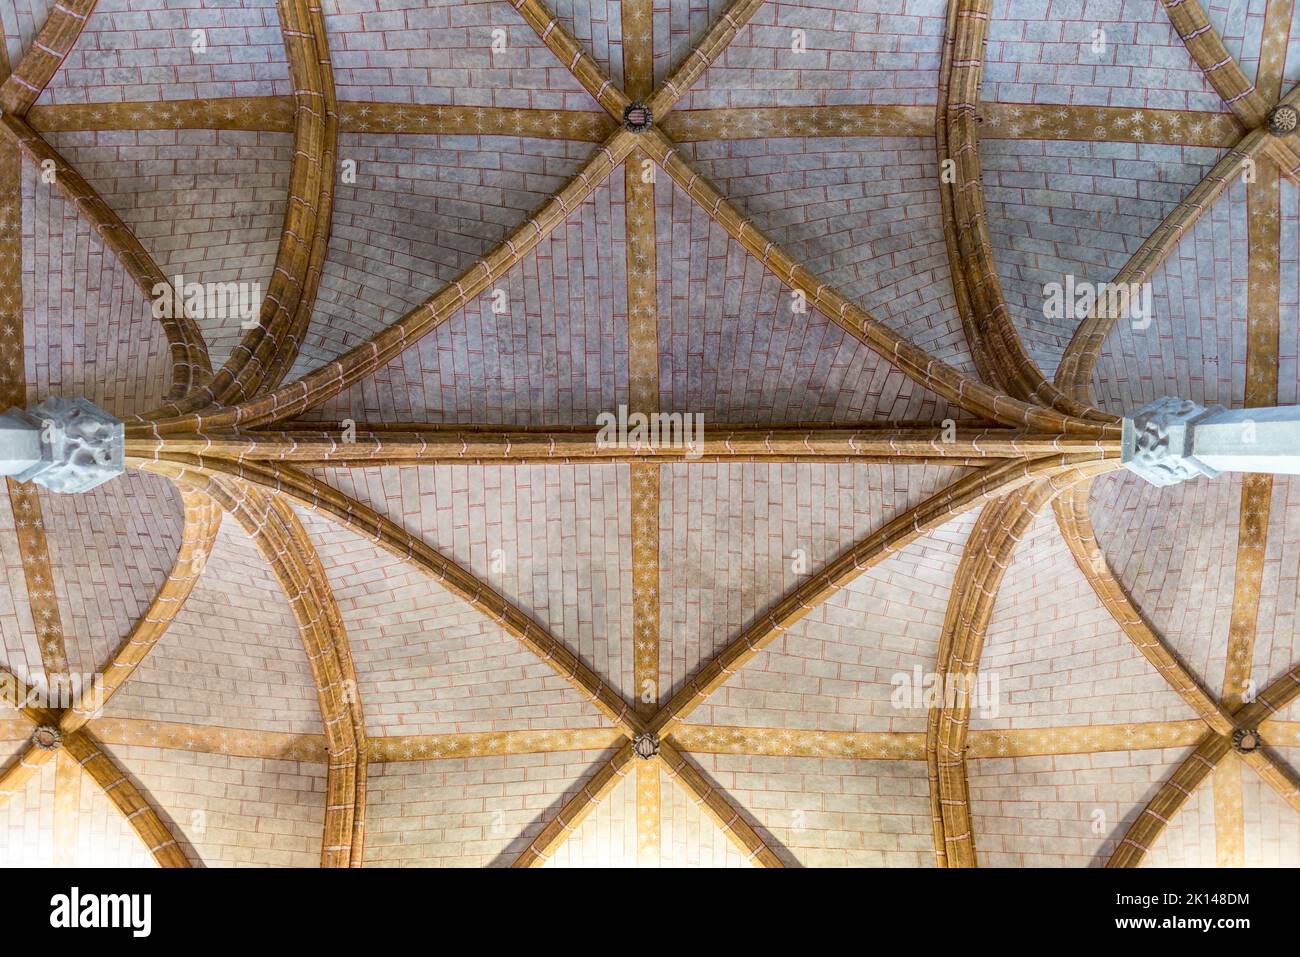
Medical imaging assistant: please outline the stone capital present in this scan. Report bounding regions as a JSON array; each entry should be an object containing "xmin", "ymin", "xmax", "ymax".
[{"xmin": 2, "ymin": 397, "xmax": 124, "ymax": 494}]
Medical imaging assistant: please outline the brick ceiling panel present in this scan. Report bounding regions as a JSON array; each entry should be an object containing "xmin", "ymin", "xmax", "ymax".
[
  {"xmin": 0, "ymin": 756, "xmax": 56, "ymax": 866},
  {"xmin": 677, "ymin": 752, "xmax": 934, "ymax": 867},
  {"xmin": 679, "ymin": 135, "xmax": 974, "ymax": 372},
  {"xmin": 313, "ymin": 463, "xmax": 636, "ymax": 700},
  {"xmin": 683, "ymin": 511, "xmax": 976, "ymax": 735},
  {"xmin": 543, "ymin": 769, "xmax": 637, "ymax": 866},
  {"xmin": 663, "ymin": 0, "xmax": 948, "ymax": 110},
  {"xmin": 1240, "ymin": 765, "xmax": 1300, "ymax": 866},
  {"xmin": 109, "ymin": 745, "xmax": 327, "ymax": 867},
  {"xmin": 0, "ymin": 742, "xmax": 156, "ymax": 867},
  {"xmin": 75, "ymin": 765, "xmax": 158, "ymax": 867},
  {"xmin": 1089, "ymin": 181, "xmax": 1249, "ymax": 416},
  {"xmin": 982, "ymin": 139, "xmax": 1231, "ymax": 380},
  {"xmin": 0, "ymin": 0, "xmax": 56, "ymax": 69},
  {"xmin": 40, "ymin": 470, "xmax": 186, "ymax": 680},
  {"xmin": 1140, "ymin": 777, "xmax": 1217, "ymax": 867},
  {"xmin": 1089, "ymin": 469, "xmax": 1242, "ymax": 697},
  {"xmin": 363, "ymin": 746, "xmax": 621, "ymax": 866},
  {"xmin": 658, "ymin": 763, "xmax": 752, "ymax": 866},
  {"xmin": 293, "ymin": 506, "xmax": 612, "ymax": 736},
  {"xmin": 660, "ymin": 463, "xmax": 970, "ymax": 702},
  {"xmin": 656, "ymin": 175, "xmax": 958, "ymax": 423},
  {"xmin": 299, "ymin": 148, "xmax": 626, "ymax": 423},
  {"xmin": 1247, "ymin": 475, "xmax": 1300, "ymax": 701},
  {"xmin": 100, "ymin": 516, "xmax": 324, "ymax": 735},
  {"xmin": 1203, "ymin": 0, "xmax": 1270, "ymax": 88},
  {"xmin": 974, "ymin": 509, "xmax": 1199, "ymax": 731},
  {"xmin": 40, "ymin": 129, "xmax": 293, "ymax": 366},
  {"xmin": 981, "ymin": 0, "xmax": 1223, "ymax": 110},
  {"xmin": 1280, "ymin": 178, "xmax": 1298, "ymax": 406},
  {"xmin": 0, "ymin": 492, "xmax": 42, "ymax": 683},
  {"xmin": 36, "ymin": 0, "xmax": 291, "ymax": 105},
  {"xmin": 22, "ymin": 155, "xmax": 173, "ymax": 417},
  {"xmin": 969, "ymin": 745, "xmax": 1201, "ymax": 867},
  {"xmin": 324, "ymin": 0, "xmax": 598, "ymax": 109}
]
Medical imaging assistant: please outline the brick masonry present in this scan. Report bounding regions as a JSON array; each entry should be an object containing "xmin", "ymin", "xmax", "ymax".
[{"xmin": 36, "ymin": 0, "xmax": 291, "ymax": 105}]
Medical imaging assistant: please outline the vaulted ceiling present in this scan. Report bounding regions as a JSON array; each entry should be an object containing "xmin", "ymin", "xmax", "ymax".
[{"xmin": 1, "ymin": 0, "xmax": 1299, "ymax": 868}]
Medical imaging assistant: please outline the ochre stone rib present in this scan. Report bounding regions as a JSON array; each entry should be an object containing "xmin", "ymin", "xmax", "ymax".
[
  {"xmin": 0, "ymin": 112, "xmax": 213, "ymax": 399},
  {"xmin": 1053, "ymin": 485, "xmax": 1234, "ymax": 733},
  {"xmin": 941, "ymin": 0, "xmax": 1109, "ymax": 421},
  {"xmin": 145, "ymin": 0, "xmax": 338, "ymax": 415},
  {"xmin": 653, "ymin": 454, "xmax": 1121, "ymax": 738},
  {"xmin": 0, "ymin": 0, "xmax": 98, "ymax": 117},
  {"xmin": 657, "ymin": 738, "xmax": 784, "ymax": 867},
  {"xmin": 63, "ymin": 728, "xmax": 192, "ymax": 868},
  {"xmin": 59, "ymin": 490, "xmax": 222, "ymax": 734},
  {"xmin": 640, "ymin": 126, "xmax": 1121, "ymax": 436},
  {"xmin": 512, "ymin": 741, "xmax": 636, "ymax": 867},
  {"xmin": 1108, "ymin": 732, "xmax": 1229, "ymax": 867},
  {"xmin": 510, "ymin": 0, "xmax": 630, "ymax": 119},
  {"xmin": 645, "ymin": 0, "xmax": 768, "ymax": 119},
  {"xmin": 124, "ymin": 425, "xmax": 1120, "ymax": 465},
  {"xmin": 1055, "ymin": 130, "xmax": 1269, "ymax": 401},
  {"xmin": 176, "ymin": 475, "xmax": 367, "ymax": 867},
  {"xmin": 129, "ymin": 129, "xmax": 635, "ymax": 434},
  {"xmin": 928, "ymin": 480, "xmax": 1075, "ymax": 868},
  {"xmin": 1158, "ymin": 0, "xmax": 1270, "ymax": 127},
  {"xmin": 133, "ymin": 455, "xmax": 646, "ymax": 739}
]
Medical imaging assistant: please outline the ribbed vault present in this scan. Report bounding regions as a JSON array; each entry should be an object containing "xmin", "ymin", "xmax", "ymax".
[{"xmin": 1, "ymin": 0, "xmax": 1299, "ymax": 868}]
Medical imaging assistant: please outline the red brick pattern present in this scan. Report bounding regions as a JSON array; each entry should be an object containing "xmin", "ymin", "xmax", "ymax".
[
  {"xmin": 969, "ymin": 746, "xmax": 1198, "ymax": 867},
  {"xmin": 1089, "ymin": 469, "xmax": 1242, "ymax": 698},
  {"xmin": 111, "ymin": 745, "xmax": 327, "ymax": 867},
  {"xmin": 1281, "ymin": 179, "xmax": 1298, "ymax": 406},
  {"xmin": 545, "ymin": 769, "xmax": 637, "ymax": 866},
  {"xmin": 974, "ymin": 510, "xmax": 1200, "ymax": 729},
  {"xmin": 41, "ymin": 470, "xmax": 185, "ymax": 678},
  {"xmin": 37, "ymin": 0, "xmax": 291, "ymax": 105},
  {"xmin": 982, "ymin": 138, "xmax": 1231, "ymax": 381},
  {"xmin": 1205, "ymin": 0, "xmax": 1269, "ymax": 87},
  {"xmin": 666, "ymin": 0, "xmax": 948, "ymax": 110},
  {"xmin": 679, "ymin": 751, "xmax": 934, "ymax": 866},
  {"xmin": 0, "ymin": 750, "xmax": 55, "ymax": 866},
  {"xmin": 42, "ymin": 128, "xmax": 293, "ymax": 364},
  {"xmin": 313, "ymin": 463, "xmax": 636, "ymax": 699},
  {"xmin": 982, "ymin": 0, "xmax": 1222, "ymax": 111},
  {"xmin": 1251, "ymin": 475, "xmax": 1300, "ymax": 701},
  {"xmin": 101, "ymin": 519, "xmax": 324, "ymax": 735},
  {"xmin": 293, "ymin": 505, "xmax": 612, "ymax": 736},
  {"xmin": 362, "ymin": 747, "xmax": 619, "ymax": 866},
  {"xmin": 322, "ymin": 0, "xmax": 596, "ymax": 109},
  {"xmin": 0, "ymin": 492, "xmax": 42, "ymax": 684},
  {"xmin": 301, "ymin": 142, "xmax": 628, "ymax": 424},
  {"xmin": 1240, "ymin": 760, "xmax": 1300, "ymax": 865},
  {"xmin": 659, "ymin": 463, "xmax": 969, "ymax": 703},
  {"xmin": 292, "ymin": 132, "xmax": 594, "ymax": 376},
  {"xmin": 0, "ymin": 0, "xmax": 56, "ymax": 76},
  {"xmin": 686, "ymin": 513, "xmax": 976, "ymax": 733},
  {"xmin": 678, "ymin": 136, "xmax": 973, "ymax": 372},
  {"xmin": 1091, "ymin": 181, "xmax": 1249, "ymax": 415},
  {"xmin": 656, "ymin": 175, "xmax": 957, "ymax": 422},
  {"xmin": 75, "ymin": 763, "xmax": 156, "ymax": 867},
  {"xmin": 22, "ymin": 155, "xmax": 172, "ymax": 417},
  {"xmin": 659, "ymin": 762, "xmax": 750, "ymax": 866},
  {"xmin": 1142, "ymin": 779, "xmax": 1217, "ymax": 866}
]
